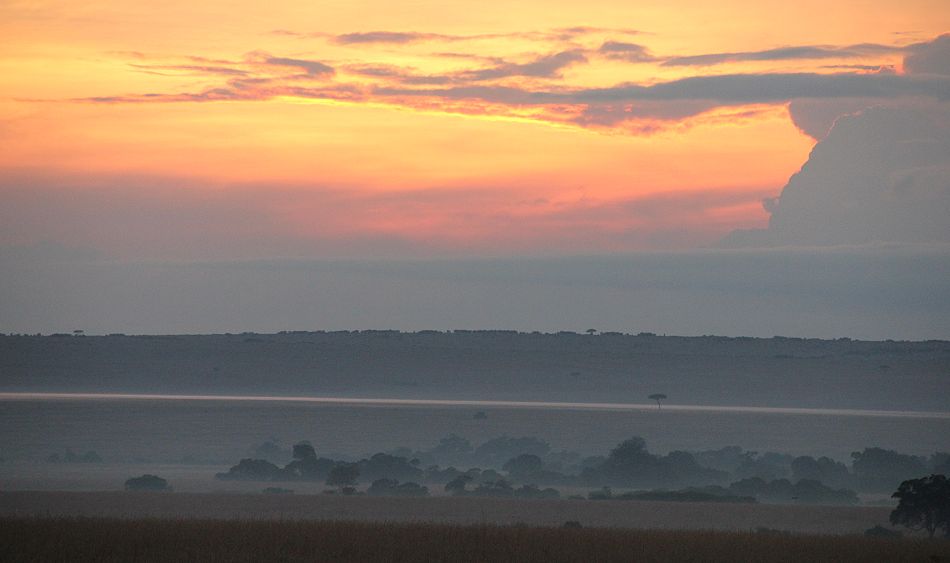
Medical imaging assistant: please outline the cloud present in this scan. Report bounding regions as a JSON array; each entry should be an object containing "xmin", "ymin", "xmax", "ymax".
[
  {"xmin": 723, "ymin": 103, "xmax": 950, "ymax": 247},
  {"xmin": 903, "ymin": 33, "xmax": 950, "ymax": 76},
  {"xmin": 341, "ymin": 64, "xmax": 453, "ymax": 86},
  {"xmin": 376, "ymin": 72, "xmax": 949, "ymax": 105},
  {"xmin": 576, "ymin": 73, "xmax": 948, "ymax": 103},
  {"xmin": 552, "ymin": 26, "xmax": 641, "ymax": 38},
  {"xmin": 129, "ymin": 63, "xmax": 249, "ymax": 76},
  {"xmin": 371, "ymin": 71, "xmax": 948, "ymax": 132},
  {"xmin": 330, "ymin": 27, "xmax": 640, "ymax": 46},
  {"xmin": 662, "ymin": 43, "xmax": 902, "ymax": 67},
  {"xmin": 787, "ymin": 97, "xmax": 882, "ymax": 140},
  {"xmin": 820, "ymin": 64, "xmax": 896, "ymax": 72},
  {"xmin": 334, "ymin": 31, "xmax": 438, "ymax": 45},
  {"xmin": 461, "ymin": 50, "xmax": 588, "ymax": 81},
  {"xmin": 786, "ymin": 35, "xmax": 950, "ymax": 140},
  {"xmin": 262, "ymin": 56, "xmax": 334, "ymax": 76},
  {"xmin": 598, "ymin": 41, "xmax": 655, "ymax": 63},
  {"xmin": 65, "ymin": 34, "xmax": 950, "ymax": 138}
]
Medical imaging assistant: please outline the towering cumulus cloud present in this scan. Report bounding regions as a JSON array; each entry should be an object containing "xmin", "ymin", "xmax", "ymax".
[
  {"xmin": 724, "ymin": 103, "xmax": 950, "ymax": 247},
  {"xmin": 726, "ymin": 35, "xmax": 950, "ymax": 248}
]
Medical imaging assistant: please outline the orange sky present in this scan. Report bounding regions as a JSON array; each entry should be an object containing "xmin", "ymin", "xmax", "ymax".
[{"xmin": 1, "ymin": 1, "xmax": 947, "ymax": 258}]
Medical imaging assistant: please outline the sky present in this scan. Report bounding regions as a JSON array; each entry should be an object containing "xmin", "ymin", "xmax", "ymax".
[{"xmin": 1, "ymin": 1, "xmax": 948, "ymax": 337}]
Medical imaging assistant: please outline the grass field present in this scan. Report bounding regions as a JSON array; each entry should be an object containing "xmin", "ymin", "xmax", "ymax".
[
  {"xmin": 0, "ymin": 491, "xmax": 898, "ymax": 534},
  {"xmin": 1, "ymin": 516, "xmax": 948, "ymax": 562}
]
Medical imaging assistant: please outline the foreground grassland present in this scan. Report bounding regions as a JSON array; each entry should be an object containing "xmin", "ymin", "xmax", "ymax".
[
  {"xmin": 1, "ymin": 517, "xmax": 948, "ymax": 563},
  {"xmin": 0, "ymin": 491, "xmax": 895, "ymax": 534}
]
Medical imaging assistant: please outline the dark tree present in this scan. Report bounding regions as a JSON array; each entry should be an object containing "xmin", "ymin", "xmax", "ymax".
[
  {"xmin": 215, "ymin": 458, "xmax": 282, "ymax": 481},
  {"xmin": 474, "ymin": 436, "xmax": 550, "ymax": 467},
  {"xmin": 357, "ymin": 453, "xmax": 423, "ymax": 482},
  {"xmin": 473, "ymin": 479, "xmax": 514, "ymax": 497},
  {"xmin": 124, "ymin": 474, "xmax": 170, "ymax": 491},
  {"xmin": 503, "ymin": 454, "xmax": 543, "ymax": 480},
  {"xmin": 445, "ymin": 474, "xmax": 473, "ymax": 495},
  {"xmin": 791, "ymin": 455, "xmax": 852, "ymax": 489},
  {"xmin": 292, "ymin": 442, "xmax": 316, "ymax": 460},
  {"xmin": 852, "ymin": 447, "xmax": 926, "ymax": 491},
  {"xmin": 253, "ymin": 439, "xmax": 284, "ymax": 462},
  {"xmin": 890, "ymin": 474, "xmax": 950, "ymax": 538},
  {"xmin": 326, "ymin": 463, "xmax": 359, "ymax": 491},
  {"xmin": 648, "ymin": 394, "xmax": 667, "ymax": 409},
  {"xmin": 283, "ymin": 456, "xmax": 336, "ymax": 481},
  {"xmin": 366, "ymin": 478, "xmax": 429, "ymax": 497},
  {"xmin": 932, "ymin": 453, "xmax": 950, "ymax": 475}
]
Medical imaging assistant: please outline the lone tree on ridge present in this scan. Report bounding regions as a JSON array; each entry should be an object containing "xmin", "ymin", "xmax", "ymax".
[{"xmin": 648, "ymin": 394, "xmax": 668, "ymax": 409}]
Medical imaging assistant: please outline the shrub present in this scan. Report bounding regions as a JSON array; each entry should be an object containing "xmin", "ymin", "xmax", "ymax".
[
  {"xmin": 366, "ymin": 479, "xmax": 429, "ymax": 497},
  {"xmin": 124, "ymin": 474, "xmax": 170, "ymax": 492},
  {"xmin": 262, "ymin": 487, "xmax": 294, "ymax": 495},
  {"xmin": 216, "ymin": 459, "xmax": 282, "ymax": 481}
]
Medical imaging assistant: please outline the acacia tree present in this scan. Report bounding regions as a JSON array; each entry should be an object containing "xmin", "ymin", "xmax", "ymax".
[
  {"xmin": 889, "ymin": 474, "xmax": 950, "ymax": 538},
  {"xmin": 648, "ymin": 394, "xmax": 667, "ymax": 409}
]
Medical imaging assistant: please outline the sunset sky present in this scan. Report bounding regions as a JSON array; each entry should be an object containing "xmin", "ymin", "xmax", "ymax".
[{"xmin": 1, "ymin": 1, "xmax": 948, "ymax": 336}]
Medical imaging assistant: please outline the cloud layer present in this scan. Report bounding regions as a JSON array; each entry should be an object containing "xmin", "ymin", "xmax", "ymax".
[
  {"xmin": 61, "ymin": 32, "xmax": 949, "ymax": 135},
  {"xmin": 724, "ymin": 103, "xmax": 950, "ymax": 247}
]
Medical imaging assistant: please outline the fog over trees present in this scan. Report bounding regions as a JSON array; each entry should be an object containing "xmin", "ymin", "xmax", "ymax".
[{"xmin": 210, "ymin": 434, "xmax": 948, "ymax": 507}]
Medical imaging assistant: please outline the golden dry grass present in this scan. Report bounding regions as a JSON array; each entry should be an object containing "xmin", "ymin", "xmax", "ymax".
[{"xmin": 1, "ymin": 516, "xmax": 948, "ymax": 563}]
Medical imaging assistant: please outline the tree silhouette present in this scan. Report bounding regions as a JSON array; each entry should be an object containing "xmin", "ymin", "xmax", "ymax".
[
  {"xmin": 292, "ymin": 442, "xmax": 316, "ymax": 460},
  {"xmin": 503, "ymin": 453, "xmax": 543, "ymax": 480},
  {"xmin": 124, "ymin": 474, "xmax": 170, "ymax": 491},
  {"xmin": 889, "ymin": 474, "xmax": 950, "ymax": 538},
  {"xmin": 648, "ymin": 394, "xmax": 667, "ymax": 409},
  {"xmin": 326, "ymin": 463, "xmax": 359, "ymax": 492}
]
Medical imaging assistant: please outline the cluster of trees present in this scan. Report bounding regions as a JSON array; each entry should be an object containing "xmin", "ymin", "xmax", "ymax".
[
  {"xmin": 853, "ymin": 449, "xmax": 946, "ymax": 492},
  {"xmin": 366, "ymin": 479, "xmax": 429, "ymax": 497},
  {"xmin": 391, "ymin": 435, "xmax": 555, "ymax": 470},
  {"xmin": 125, "ymin": 469, "xmax": 950, "ymax": 538},
  {"xmin": 444, "ymin": 475, "xmax": 560, "ymax": 499},
  {"xmin": 690, "ymin": 445, "xmax": 948, "ymax": 494},
  {"xmin": 726, "ymin": 477, "xmax": 858, "ymax": 504},
  {"xmin": 581, "ymin": 438, "xmax": 727, "ymax": 488},
  {"xmin": 586, "ymin": 478, "xmax": 858, "ymax": 505},
  {"xmin": 587, "ymin": 486, "xmax": 753, "ymax": 503},
  {"xmin": 217, "ymin": 442, "xmax": 431, "ymax": 495},
  {"xmin": 215, "ymin": 435, "xmax": 946, "ymax": 506}
]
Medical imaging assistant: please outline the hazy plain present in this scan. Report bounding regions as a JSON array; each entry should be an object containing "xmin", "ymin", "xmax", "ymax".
[
  {"xmin": 1, "ymin": 394, "xmax": 948, "ymax": 469},
  {"xmin": 0, "ymin": 491, "xmax": 896, "ymax": 534}
]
